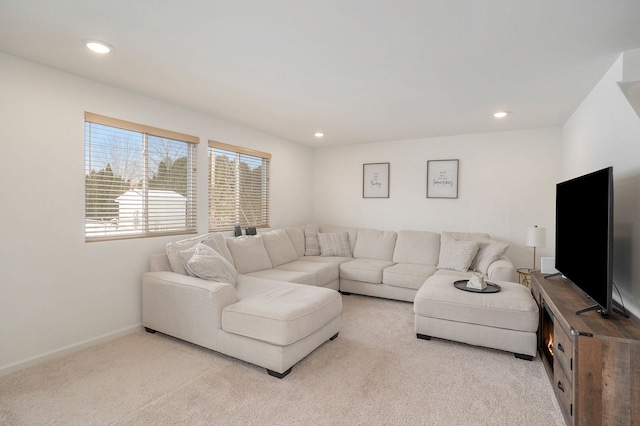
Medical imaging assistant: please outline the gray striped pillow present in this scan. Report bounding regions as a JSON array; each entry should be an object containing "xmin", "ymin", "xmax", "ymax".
[
  {"xmin": 318, "ymin": 232, "xmax": 352, "ymax": 257},
  {"xmin": 304, "ymin": 227, "xmax": 321, "ymax": 256}
]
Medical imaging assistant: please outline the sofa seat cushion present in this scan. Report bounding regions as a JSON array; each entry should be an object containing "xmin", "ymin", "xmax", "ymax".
[
  {"xmin": 275, "ymin": 260, "xmax": 339, "ymax": 287},
  {"xmin": 222, "ymin": 285, "xmax": 342, "ymax": 346},
  {"xmin": 302, "ymin": 255, "xmax": 354, "ymax": 265},
  {"xmin": 382, "ymin": 263, "xmax": 437, "ymax": 290},
  {"xmin": 340, "ymin": 258, "xmax": 396, "ymax": 284},
  {"xmin": 243, "ymin": 269, "xmax": 316, "ymax": 286},
  {"xmin": 414, "ymin": 274, "xmax": 538, "ymax": 333}
]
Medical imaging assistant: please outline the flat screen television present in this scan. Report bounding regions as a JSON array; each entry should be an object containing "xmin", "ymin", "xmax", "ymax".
[{"xmin": 554, "ymin": 166, "xmax": 617, "ymax": 318}]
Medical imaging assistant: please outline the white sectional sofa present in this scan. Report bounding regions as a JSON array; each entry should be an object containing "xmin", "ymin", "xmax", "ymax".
[{"xmin": 142, "ymin": 223, "xmax": 521, "ymax": 378}]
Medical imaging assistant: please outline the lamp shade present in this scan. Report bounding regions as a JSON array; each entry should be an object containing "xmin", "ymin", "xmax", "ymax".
[{"xmin": 526, "ymin": 226, "xmax": 546, "ymax": 248}]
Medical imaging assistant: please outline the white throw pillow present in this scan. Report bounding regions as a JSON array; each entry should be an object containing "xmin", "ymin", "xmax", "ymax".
[
  {"xmin": 166, "ymin": 238, "xmax": 201, "ymax": 275},
  {"xmin": 226, "ymin": 235, "xmax": 273, "ymax": 274},
  {"xmin": 166, "ymin": 232, "xmax": 235, "ymax": 275},
  {"xmin": 201, "ymin": 233, "xmax": 235, "ymax": 266},
  {"xmin": 180, "ymin": 243, "xmax": 238, "ymax": 284},
  {"xmin": 318, "ymin": 232, "xmax": 352, "ymax": 257},
  {"xmin": 437, "ymin": 239, "xmax": 481, "ymax": 272},
  {"xmin": 470, "ymin": 240, "xmax": 510, "ymax": 274},
  {"xmin": 304, "ymin": 227, "xmax": 321, "ymax": 256}
]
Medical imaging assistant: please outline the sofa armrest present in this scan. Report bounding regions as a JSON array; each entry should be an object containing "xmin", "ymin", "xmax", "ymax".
[
  {"xmin": 486, "ymin": 256, "xmax": 516, "ymax": 282},
  {"xmin": 142, "ymin": 271, "xmax": 238, "ymax": 351}
]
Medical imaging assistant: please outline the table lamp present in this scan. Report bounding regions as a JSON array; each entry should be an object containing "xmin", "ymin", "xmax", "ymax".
[{"xmin": 526, "ymin": 225, "xmax": 546, "ymax": 271}]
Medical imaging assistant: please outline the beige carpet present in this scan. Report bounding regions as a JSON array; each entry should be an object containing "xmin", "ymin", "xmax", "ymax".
[{"xmin": 0, "ymin": 294, "xmax": 564, "ymax": 425}]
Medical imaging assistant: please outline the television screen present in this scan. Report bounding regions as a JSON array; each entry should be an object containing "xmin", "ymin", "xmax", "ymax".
[{"xmin": 555, "ymin": 167, "xmax": 613, "ymax": 315}]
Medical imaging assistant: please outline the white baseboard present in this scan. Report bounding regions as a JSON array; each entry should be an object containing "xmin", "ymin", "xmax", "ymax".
[{"xmin": 0, "ymin": 324, "xmax": 143, "ymax": 377}]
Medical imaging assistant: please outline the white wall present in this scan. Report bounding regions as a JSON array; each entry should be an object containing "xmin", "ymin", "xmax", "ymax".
[
  {"xmin": 312, "ymin": 128, "xmax": 563, "ymax": 269},
  {"xmin": 564, "ymin": 52, "xmax": 640, "ymax": 317},
  {"xmin": 563, "ymin": 54, "xmax": 640, "ymax": 180},
  {"xmin": 0, "ymin": 52, "xmax": 313, "ymax": 374}
]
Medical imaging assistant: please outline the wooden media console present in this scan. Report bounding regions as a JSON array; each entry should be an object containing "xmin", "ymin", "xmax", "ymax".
[{"xmin": 531, "ymin": 272, "xmax": 640, "ymax": 425}]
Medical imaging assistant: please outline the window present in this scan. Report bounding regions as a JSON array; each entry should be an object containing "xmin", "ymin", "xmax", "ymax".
[
  {"xmin": 85, "ymin": 112, "xmax": 198, "ymax": 241},
  {"xmin": 208, "ymin": 141, "xmax": 270, "ymax": 231}
]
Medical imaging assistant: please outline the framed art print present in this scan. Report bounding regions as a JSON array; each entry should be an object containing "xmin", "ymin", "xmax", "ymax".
[
  {"xmin": 427, "ymin": 159, "xmax": 458, "ymax": 198},
  {"xmin": 363, "ymin": 162, "xmax": 389, "ymax": 198}
]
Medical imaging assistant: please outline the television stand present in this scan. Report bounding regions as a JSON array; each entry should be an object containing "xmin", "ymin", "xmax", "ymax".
[{"xmin": 531, "ymin": 272, "xmax": 640, "ymax": 425}]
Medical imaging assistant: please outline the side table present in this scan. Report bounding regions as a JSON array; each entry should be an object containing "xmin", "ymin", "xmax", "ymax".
[{"xmin": 516, "ymin": 268, "xmax": 532, "ymax": 287}]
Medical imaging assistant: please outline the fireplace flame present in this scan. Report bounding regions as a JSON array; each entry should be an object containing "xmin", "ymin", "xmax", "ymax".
[{"xmin": 547, "ymin": 334, "xmax": 554, "ymax": 357}]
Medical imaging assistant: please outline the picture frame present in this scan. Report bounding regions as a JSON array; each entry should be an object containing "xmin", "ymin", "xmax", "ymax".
[
  {"xmin": 427, "ymin": 159, "xmax": 459, "ymax": 198},
  {"xmin": 363, "ymin": 162, "xmax": 390, "ymax": 198}
]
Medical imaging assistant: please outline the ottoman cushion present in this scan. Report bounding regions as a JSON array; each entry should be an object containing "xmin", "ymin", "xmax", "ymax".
[
  {"xmin": 222, "ymin": 284, "xmax": 342, "ymax": 346},
  {"xmin": 414, "ymin": 275, "xmax": 538, "ymax": 333}
]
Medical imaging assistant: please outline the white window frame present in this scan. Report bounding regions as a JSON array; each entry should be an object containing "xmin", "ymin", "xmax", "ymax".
[
  {"xmin": 85, "ymin": 112, "xmax": 198, "ymax": 241},
  {"xmin": 208, "ymin": 141, "xmax": 271, "ymax": 231}
]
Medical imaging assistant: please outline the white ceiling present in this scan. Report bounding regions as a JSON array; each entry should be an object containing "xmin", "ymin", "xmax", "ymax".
[{"xmin": 2, "ymin": 1, "xmax": 640, "ymax": 147}]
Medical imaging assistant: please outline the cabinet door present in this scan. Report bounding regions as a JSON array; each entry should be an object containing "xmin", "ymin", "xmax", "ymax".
[
  {"xmin": 553, "ymin": 323, "xmax": 573, "ymax": 382},
  {"xmin": 553, "ymin": 362, "xmax": 573, "ymax": 424},
  {"xmin": 574, "ymin": 336, "xmax": 640, "ymax": 425}
]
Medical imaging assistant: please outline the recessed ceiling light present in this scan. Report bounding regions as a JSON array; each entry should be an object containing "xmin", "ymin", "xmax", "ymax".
[
  {"xmin": 314, "ymin": 132, "xmax": 325, "ymax": 138},
  {"xmin": 83, "ymin": 39, "xmax": 114, "ymax": 54},
  {"xmin": 493, "ymin": 111, "xmax": 509, "ymax": 118}
]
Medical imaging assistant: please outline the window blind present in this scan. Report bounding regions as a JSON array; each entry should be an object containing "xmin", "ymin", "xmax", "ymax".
[
  {"xmin": 208, "ymin": 141, "xmax": 271, "ymax": 231},
  {"xmin": 85, "ymin": 112, "xmax": 198, "ymax": 241}
]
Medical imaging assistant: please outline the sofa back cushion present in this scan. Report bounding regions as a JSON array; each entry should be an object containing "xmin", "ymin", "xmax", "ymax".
[
  {"xmin": 284, "ymin": 225, "xmax": 306, "ymax": 258},
  {"xmin": 261, "ymin": 229, "xmax": 299, "ymax": 267},
  {"xmin": 393, "ymin": 230, "xmax": 441, "ymax": 265},
  {"xmin": 442, "ymin": 231, "xmax": 490, "ymax": 242},
  {"xmin": 226, "ymin": 235, "xmax": 273, "ymax": 274},
  {"xmin": 353, "ymin": 228, "xmax": 397, "ymax": 261}
]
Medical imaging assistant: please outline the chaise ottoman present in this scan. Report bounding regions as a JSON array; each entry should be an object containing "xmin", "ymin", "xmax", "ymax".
[{"xmin": 414, "ymin": 275, "xmax": 539, "ymax": 359}]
